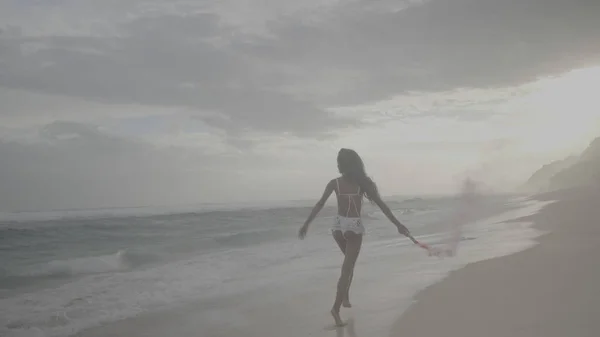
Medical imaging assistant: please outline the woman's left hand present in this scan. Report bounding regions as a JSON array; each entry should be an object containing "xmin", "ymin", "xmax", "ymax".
[
  {"xmin": 396, "ymin": 224, "xmax": 410, "ymax": 237},
  {"xmin": 398, "ymin": 226, "xmax": 420, "ymax": 245}
]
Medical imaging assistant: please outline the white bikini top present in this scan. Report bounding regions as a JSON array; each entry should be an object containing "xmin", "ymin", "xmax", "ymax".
[{"xmin": 336, "ymin": 178, "xmax": 362, "ymax": 217}]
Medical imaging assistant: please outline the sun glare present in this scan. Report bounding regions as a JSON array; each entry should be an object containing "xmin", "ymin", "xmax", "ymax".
[{"xmin": 500, "ymin": 65, "xmax": 600, "ymax": 155}]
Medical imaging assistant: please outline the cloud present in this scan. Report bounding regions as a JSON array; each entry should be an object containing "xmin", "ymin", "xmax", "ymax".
[
  {"xmin": 2, "ymin": 0, "xmax": 599, "ymax": 137},
  {"xmin": 0, "ymin": 9, "xmax": 354, "ymax": 137},
  {"xmin": 0, "ymin": 121, "xmax": 281, "ymax": 211},
  {"xmin": 1, "ymin": 0, "xmax": 600, "ymax": 210},
  {"xmin": 330, "ymin": 85, "xmax": 527, "ymax": 125},
  {"xmin": 256, "ymin": 0, "xmax": 600, "ymax": 105}
]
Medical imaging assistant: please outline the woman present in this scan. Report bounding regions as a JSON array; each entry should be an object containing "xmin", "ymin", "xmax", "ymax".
[{"xmin": 298, "ymin": 148, "xmax": 420, "ymax": 327}]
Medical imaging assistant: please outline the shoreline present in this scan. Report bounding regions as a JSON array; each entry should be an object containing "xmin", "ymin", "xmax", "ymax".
[
  {"xmin": 390, "ymin": 186, "xmax": 600, "ymax": 337},
  {"xmin": 68, "ymin": 194, "xmax": 541, "ymax": 337}
]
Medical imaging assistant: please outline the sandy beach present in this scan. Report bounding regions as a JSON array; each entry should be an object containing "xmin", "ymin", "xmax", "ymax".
[{"xmin": 392, "ymin": 186, "xmax": 600, "ymax": 337}]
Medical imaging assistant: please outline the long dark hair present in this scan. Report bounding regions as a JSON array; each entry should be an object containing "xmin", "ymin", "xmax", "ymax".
[{"xmin": 337, "ymin": 148, "xmax": 380, "ymax": 203}]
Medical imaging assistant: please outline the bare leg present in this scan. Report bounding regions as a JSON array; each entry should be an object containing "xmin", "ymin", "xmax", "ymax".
[
  {"xmin": 330, "ymin": 308, "xmax": 346, "ymax": 327},
  {"xmin": 331, "ymin": 232, "xmax": 362, "ymax": 326},
  {"xmin": 344, "ymin": 270, "xmax": 353, "ymax": 308},
  {"xmin": 332, "ymin": 231, "xmax": 354, "ymax": 308}
]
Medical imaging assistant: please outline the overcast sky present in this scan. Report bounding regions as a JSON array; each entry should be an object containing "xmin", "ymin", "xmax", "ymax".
[{"xmin": 1, "ymin": 0, "xmax": 600, "ymax": 211}]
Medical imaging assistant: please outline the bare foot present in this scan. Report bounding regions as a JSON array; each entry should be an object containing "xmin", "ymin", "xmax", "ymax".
[
  {"xmin": 330, "ymin": 309, "xmax": 346, "ymax": 327},
  {"xmin": 342, "ymin": 300, "xmax": 352, "ymax": 308}
]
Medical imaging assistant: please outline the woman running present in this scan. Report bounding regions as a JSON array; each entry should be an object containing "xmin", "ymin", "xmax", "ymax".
[{"xmin": 298, "ymin": 148, "xmax": 420, "ymax": 327}]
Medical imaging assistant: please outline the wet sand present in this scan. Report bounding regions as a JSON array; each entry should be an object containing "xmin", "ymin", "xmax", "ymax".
[{"xmin": 391, "ymin": 186, "xmax": 600, "ymax": 337}]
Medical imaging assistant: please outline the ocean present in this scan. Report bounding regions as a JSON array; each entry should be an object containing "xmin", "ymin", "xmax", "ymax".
[{"xmin": 0, "ymin": 195, "xmax": 551, "ymax": 337}]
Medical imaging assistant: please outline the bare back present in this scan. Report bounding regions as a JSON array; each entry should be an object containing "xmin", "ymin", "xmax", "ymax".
[{"xmin": 334, "ymin": 177, "xmax": 363, "ymax": 218}]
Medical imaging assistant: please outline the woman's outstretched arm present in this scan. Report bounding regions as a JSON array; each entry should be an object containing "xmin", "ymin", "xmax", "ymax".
[
  {"xmin": 371, "ymin": 194, "xmax": 419, "ymax": 244},
  {"xmin": 298, "ymin": 179, "xmax": 336, "ymax": 239}
]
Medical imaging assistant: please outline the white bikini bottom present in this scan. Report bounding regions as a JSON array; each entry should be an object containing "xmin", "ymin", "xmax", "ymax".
[{"xmin": 332, "ymin": 215, "xmax": 365, "ymax": 235}]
